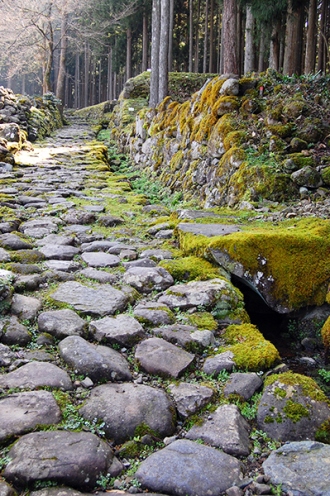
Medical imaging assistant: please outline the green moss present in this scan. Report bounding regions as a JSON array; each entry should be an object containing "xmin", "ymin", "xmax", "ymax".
[
  {"xmin": 282, "ymin": 399, "xmax": 310, "ymax": 423},
  {"xmin": 159, "ymin": 256, "xmax": 222, "ymax": 282},
  {"xmin": 206, "ymin": 218, "xmax": 330, "ymax": 310},
  {"xmin": 321, "ymin": 166, "xmax": 330, "ymax": 186},
  {"xmin": 186, "ymin": 311, "xmax": 218, "ymax": 331},
  {"xmin": 266, "ymin": 123, "xmax": 295, "ymax": 138},
  {"xmin": 264, "ymin": 415, "xmax": 275, "ymax": 423},
  {"xmin": 321, "ymin": 316, "xmax": 330, "ymax": 349},
  {"xmin": 134, "ymin": 422, "xmax": 159, "ymax": 438},
  {"xmin": 274, "ymin": 386, "xmax": 286, "ymax": 399},
  {"xmin": 10, "ymin": 250, "xmax": 45, "ymax": 264},
  {"xmin": 315, "ymin": 418, "xmax": 330, "ymax": 444},
  {"xmin": 223, "ymin": 323, "xmax": 280, "ymax": 371},
  {"xmin": 265, "ymin": 372, "xmax": 329, "ymax": 403}
]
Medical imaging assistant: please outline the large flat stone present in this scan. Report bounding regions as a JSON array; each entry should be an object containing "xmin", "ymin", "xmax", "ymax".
[
  {"xmin": 135, "ymin": 439, "xmax": 243, "ymax": 496},
  {"xmin": 49, "ymin": 281, "xmax": 128, "ymax": 316}
]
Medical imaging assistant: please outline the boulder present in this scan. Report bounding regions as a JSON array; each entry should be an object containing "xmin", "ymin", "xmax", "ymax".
[
  {"xmin": 89, "ymin": 314, "xmax": 145, "ymax": 346},
  {"xmin": 135, "ymin": 439, "xmax": 243, "ymax": 496},
  {"xmin": 80, "ymin": 382, "xmax": 176, "ymax": 443},
  {"xmin": 38, "ymin": 309, "xmax": 87, "ymax": 339},
  {"xmin": 0, "ymin": 362, "xmax": 72, "ymax": 391},
  {"xmin": 263, "ymin": 441, "xmax": 330, "ymax": 496},
  {"xmin": 59, "ymin": 335, "xmax": 132, "ymax": 382},
  {"xmin": 257, "ymin": 373, "xmax": 330, "ymax": 441},
  {"xmin": 3, "ymin": 431, "xmax": 113, "ymax": 491}
]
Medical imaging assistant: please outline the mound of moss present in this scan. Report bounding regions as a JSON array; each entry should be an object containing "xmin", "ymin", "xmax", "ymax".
[
  {"xmin": 177, "ymin": 217, "xmax": 330, "ymax": 312},
  {"xmin": 222, "ymin": 323, "xmax": 280, "ymax": 371}
]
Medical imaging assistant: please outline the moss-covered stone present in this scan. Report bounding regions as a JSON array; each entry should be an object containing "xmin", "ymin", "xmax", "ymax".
[
  {"xmin": 158, "ymin": 256, "xmax": 222, "ymax": 282},
  {"xmin": 222, "ymin": 323, "xmax": 280, "ymax": 371}
]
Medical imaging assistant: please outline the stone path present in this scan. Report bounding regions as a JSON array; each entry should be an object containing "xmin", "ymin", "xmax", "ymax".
[{"xmin": 0, "ymin": 116, "xmax": 329, "ymax": 496}]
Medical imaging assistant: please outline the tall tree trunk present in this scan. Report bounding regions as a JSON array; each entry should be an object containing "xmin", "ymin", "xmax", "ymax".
[
  {"xmin": 209, "ymin": 0, "xmax": 215, "ymax": 72},
  {"xmin": 305, "ymin": 0, "xmax": 317, "ymax": 73},
  {"xmin": 168, "ymin": 0, "xmax": 174, "ymax": 71},
  {"xmin": 108, "ymin": 47, "xmax": 113, "ymax": 100},
  {"xmin": 194, "ymin": 0, "xmax": 201, "ymax": 72},
  {"xmin": 317, "ymin": 0, "xmax": 330, "ymax": 73},
  {"xmin": 203, "ymin": 0, "xmax": 209, "ymax": 73},
  {"xmin": 283, "ymin": 0, "xmax": 304, "ymax": 75},
  {"xmin": 42, "ymin": 20, "xmax": 54, "ymax": 94},
  {"xmin": 258, "ymin": 25, "xmax": 266, "ymax": 72},
  {"xmin": 84, "ymin": 43, "xmax": 89, "ymax": 107},
  {"xmin": 222, "ymin": 0, "xmax": 238, "ymax": 74},
  {"xmin": 142, "ymin": 9, "xmax": 148, "ymax": 71},
  {"xmin": 244, "ymin": 4, "xmax": 254, "ymax": 74},
  {"xmin": 159, "ymin": 0, "xmax": 170, "ymax": 101},
  {"xmin": 74, "ymin": 53, "xmax": 80, "ymax": 108},
  {"xmin": 149, "ymin": 0, "xmax": 161, "ymax": 107},
  {"xmin": 56, "ymin": 12, "xmax": 68, "ymax": 103},
  {"xmin": 126, "ymin": 27, "xmax": 132, "ymax": 80},
  {"xmin": 189, "ymin": 0, "xmax": 193, "ymax": 72},
  {"xmin": 269, "ymin": 21, "xmax": 280, "ymax": 70}
]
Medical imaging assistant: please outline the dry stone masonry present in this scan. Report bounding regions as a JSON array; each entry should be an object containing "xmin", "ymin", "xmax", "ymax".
[{"xmin": 0, "ymin": 103, "xmax": 329, "ymax": 496}]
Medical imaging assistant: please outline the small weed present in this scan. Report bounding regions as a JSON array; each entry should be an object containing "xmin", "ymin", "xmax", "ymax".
[{"xmin": 318, "ymin": 368, "xmax": 330, "ymax": 383}]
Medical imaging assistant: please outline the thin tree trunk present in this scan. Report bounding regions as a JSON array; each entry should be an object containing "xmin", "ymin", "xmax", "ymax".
[
  {"xmin": 42, "ymin": 20, "xmax": 54, "ymax": 94},
  {"xmin": 168, "ymin": 0, "xmax": 174, "ymax": 71},
  {"xmin": 142, "ymin": 9, "xmax": 148, "ymax": 71},
  {"xmin": 258, "ymin": 25, "xmax": 266, "ymax": 72},
  {"xmin": 223, "ymin": 0, "xmax": 238, "ymax": 74},
  {"xmin": 269, "ymin": 21, "xmax": 280, "ymax": 70},
  {"xmin": 108, "ymin": 47, "xmax": 113, "ymax": 100},
  {"xmin": 194, "ymin": 0, "xmax": 201, "ymax": 72},
  {"xmin": 56, "ymin": 12, "xmax": 68, "ymax": 103},
  {"xmin": 209, "ymin": 0, "xmax": 215, "ymax": 72},
  {"xmin": 126, "ymin": 27, "xmax": 132, "ymax": 80},
  {"xmin": 84, "ymin": 43, "xmax": 89, "ymax": 107},
  {"xmin": 317, "ymin": 0, "xmax": 329, "ymax": 73},
  {"xmin": 244, "ymin": 4, "xmax": 254, "ymax": 74},
  {"xmin": 159, "ymin": 0, "xmax": 170, "ymax": 101},
  {"xmin": 189, "ymin": 0, "xmax": 193, "ymax": 72},
  {"xmin": 305, "ymin": 0, "xmax": 317, "ymax": 73},
  {"xmin": 203, "ymin": 0, "xmax": 209, "ymax": 73},
  {"xmin": 149, "ymin": 0, "xmax": 161, "ymax": 107}
]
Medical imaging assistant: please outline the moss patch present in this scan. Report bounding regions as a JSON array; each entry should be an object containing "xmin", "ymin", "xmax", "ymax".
[
  {"xmin": 159, "ymin": 256, "xmax": 222, "ymax": 282},
  {"xmin": 177, "ymin": 218, "xmax": 330, "ymax": 311},
  {"xmin": 222, "ymin": 323, "xmax": 280, "ymax": 371},
  {"xmin": 264, "ymin": 372, "xmax": 329, "ymax": 403}
]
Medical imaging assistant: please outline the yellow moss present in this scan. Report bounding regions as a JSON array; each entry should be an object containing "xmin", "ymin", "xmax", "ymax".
[
  {"xmin": 211, "ymin": 96, "xmax": 240, "ymax": 117},
  {"xmin": 223, "ymin": 323, "xmax": 280, "ymax": 371},
  {"xmin": 265, "ymin": 372, "xmax": 329, "ymax": 403},
  {"xmin": 223, "ymin": 131, "xmax": 246, "ymax": 151},
  {"xmin": 159, "ymin": 256, "xmax": 222, "ymax": 282},
  {"xmin": 321, "ymin": 316, "xmax": 330, "ymax": 349},
  {"xmin": 191, "ymin": 113, "xmax": 217, "ymax": 142},
  {"xmin": 186, "ymin": 311, "xmax": 218, "ymax": 331},
  {"xmin": 176, "ymin": 218, "xmax": 330, "ymax": 311}
]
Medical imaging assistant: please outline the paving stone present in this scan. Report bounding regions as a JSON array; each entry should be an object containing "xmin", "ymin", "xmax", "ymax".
[
  {"xmin": 59, "ymin": 335, "xmax": 132, "ymax": 382},
  {"xmin": 38, "ymin": 309, "xmax": 87, "ymax": 339},
  {"xmin": 11, "ymin": 293, "xmax": 42, "ymax": 320},
  {"xmin": 168, "ymin": 382, "xmax": 214, "ymax": 418},
  {"xmin": 135, "ymin": 337, "xmax": 195, "ymax": 378},
  {"xmin": 123, "ymin": 266, "xmax": 174, "ymax": 294},
  {"xmin": 49, "ymin": 281, "xmax": 129, "ymax": 316},
  {"xmin": 0, "ymin": 361, "xmax": 73, "ymax": 390},
  {"xmin": 0, "ymin": 390, "xmax": 61, "ymax": 442},
  {"xmin": 38, "ymin": 244, "xmax": 80, "ymax": 260},
  {"xmin": 80, "ymin": 382, "xmax": 176, "ymax": 444},
  {"xmin": 135, "ymin": 439, "xmax": 243, "ymax": 496},
  {"xmin": 223, "ymin": 372, "xmax": 263, "ymax": 401},
  {"xmin": 3, "ymin": 431, "xmax": 114, "ymax": 491},
  {"xmin": 89, "ymin": 314, "xmax": 145, "ymax": 346},
  {"xmin": 81, "ymin": 252, "xmax": 120, "ymax": 267}
]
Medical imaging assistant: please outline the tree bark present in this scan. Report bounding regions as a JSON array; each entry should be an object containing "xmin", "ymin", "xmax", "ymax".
[
  {"xmin": 222, "ymin": 0, "xmax": 238, "ymax": 74},
  {"xmin": 244, "ymin": 4, "xmax": 254, "ymax": 74},
  {"xmin": 189, "ymin": 0, "xmax": 193, "ymax": 72},
  {"xmin": 108, "ymin": 47, "xmax": 113, "ymax": 100},
  {"xmin": 283, "ymin": 0, "xmax": 304, "ymax": 75},
  {"xmin": 168, "ymin": 0, "xmax": 174, "ymax": 71},
  {"xmin": 142, "ymin": 8, "xmax": 148, "ymax": 71},
  {"xmin": 194, "ymin": 0, "xmax": 201, "ymax": 72},
  {"xmin": 304, "ymin": 0, "xmax": 317, "ymax": 73},
  {"xmin": 269, "ymin": 21, "xmax": 280, "ymax": 70},
  {"xmin": 258, "ymin": 25, "xmax": 266, "ymax": 72},
  {"xmin": 203, "ymin": 0, "xmax": 209, "ymax": 73},
  {"xmin": 149, "ymin": 0, "xmax": 161, "ymax": 107},
  {"xmin": 159, "ymin": 0, "xmax": 170, "ymax": 101},
  {"xmin": 126, "ymin": 27, "xmax": 132, "ymax": 80},
  {"xmin": 56, "ymin": 12, "xmax": 68, "ymax": 104},
  {"xmin": 209, "ymin": 0, "xmax": 215, "ymax": 72}
]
